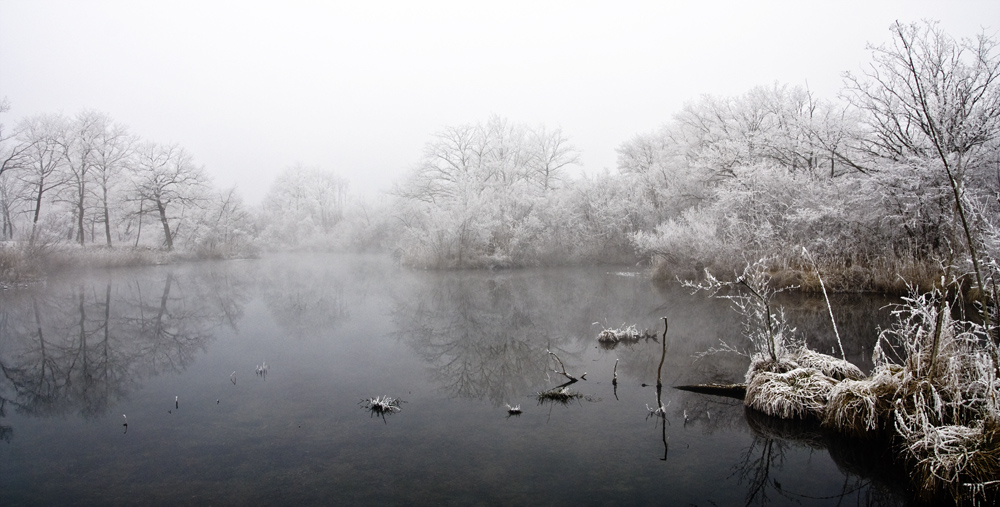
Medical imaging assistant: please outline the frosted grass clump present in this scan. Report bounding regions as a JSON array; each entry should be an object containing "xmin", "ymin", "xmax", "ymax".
[
  {"xmin": 822, "ymin": 365, "xmax": 903, "ymax": 437},
  {"xmin": 646, "ymin": 398, "xmax": 669, "ymax": 419},
  {"xmin": 895, "ymin": 392, "xmax": 1000, "ymax": 502},
  {"xmin": 869, "ymin": 287, "xmax": 1000, "ymax": 500},
  {"xmin": 822, "ymin": 379, "xmax": 881, "ymax": 436},
  {"xmin": 596, "ymin": 324, "xmax": 653, "ymax": 344},
  {"xmin": 745, "ymin": 367, "xmax": 838, "ymax": 420},
  {"xmin": 362, "ymin": 396, "xmax": 402, "ymax": 417},
  {"xmin": 536, "ymin": 387, "xmax": 581, "ymax": 404},
  {"xmin": 745, "ymin": 355, "xmax": 800, "ymax": 382},
  {"xmin": 792, "ymin": 348, "xmax": 864, "ymax": 381}
]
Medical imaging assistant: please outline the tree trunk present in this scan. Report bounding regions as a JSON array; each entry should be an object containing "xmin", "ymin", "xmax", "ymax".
[
  {"xmin": 156, "ymin": 199, "xmax": 173, "ymax": 250},
  {"xmin": 77, "ymin": 184, "xmax": 85, "ymax": 246},
  {"xmin": 102, "ymin": 186, "xmax": 112, "ymax": 247},
  {"xmin": 30, "ymin": 180, "xmax": 44, "ymax": 245},
  {"xmin": 135, "ymin": 201, "xmax": 143, "ymax": 248}
]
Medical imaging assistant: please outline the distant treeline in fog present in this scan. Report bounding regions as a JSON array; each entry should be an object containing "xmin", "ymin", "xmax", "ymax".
[{"xmin": 1, "ymin": 21, "xmax": 997, "ymax": 293}]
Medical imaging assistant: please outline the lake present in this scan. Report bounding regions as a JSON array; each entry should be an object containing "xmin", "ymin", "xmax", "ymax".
[{"xmin": 0, "ymin": 253, "xmax": 916, "ymax": 506}]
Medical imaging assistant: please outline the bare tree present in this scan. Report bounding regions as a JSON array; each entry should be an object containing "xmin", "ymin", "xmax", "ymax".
[
  {"xmin": 396, "ymin": 116, "xmax": 580, "ymax": 203},
  {"xmin": 844, "ymin": 20, "xmax": 1000, "ymax": 310},
  {"xmin": 528, "ymin": 125, "xmax": 579, "ymax": 192},
  {"xmin": 130, "ymin": 142, "xmax": 208, "ymax": 250},
  {"xmin": 17, "ymin": 114, "xmax": 69, "ymax": 245},
  {"xmin": 88, "ymin": 115, "xmax": 135, "ymax": 246},
  {"xmin": 0, "ymin": 98, "xmax": 30, "ymax": 180},
  {"xmin": 395, "ymin": 123, "xmax": 478, "ymax": 204},
  {"xmin": 843, "ymin": 21, "xmax": 1000, "ymax": 175},
  {"xmin": 58, "ymin": 110, "xmax": 104, "ymax": 245},
  {"xmin": 258, "ymin": 164, "xmax": 349, "ymax": 245},
  {"xmin": 0, "ymin": 172, "xmax": 21, "ymax": 239}
]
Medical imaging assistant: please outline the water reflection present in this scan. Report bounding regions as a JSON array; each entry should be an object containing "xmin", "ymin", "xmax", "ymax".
[
  {"xmin": 739, "ymin": 409, "xmax": 909, "ymax": 506},
  {"xmin": 0, "ymin": 268, "xmax": 248, "ymax": 428},
  {"xmin": 258, "ymin": 260, "xmax": 351, "ymax": 339},
  {"xmin": 392, "ymin": 273, "xmax": 555, "ymax": 406},
  {"xmin": 0, "ymin": 257, "xmax": 920, "ymax": 506}
]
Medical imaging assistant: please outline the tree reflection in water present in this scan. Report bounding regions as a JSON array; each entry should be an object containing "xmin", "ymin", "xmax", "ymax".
[
  {"xmin": 0, "ymin": 268, "xmax": 248, "ymax": 435},
  {"xmin": 391, "ymin": 268, "xmax": 685, "ymax": 407},
  {"xmin": 0, "ymin": 258, "xmax": 920, "ymax": 505},
  {"xmin": 393, "ymin": 274, "xmax": 553, "ymax": 406},
  {"xmin": 736, "ymin": 408, "xmax": 910, "ymax": 506},
  {"xmin": 258, "ymin": 261, "xmax": 350, "ymax": 339}
]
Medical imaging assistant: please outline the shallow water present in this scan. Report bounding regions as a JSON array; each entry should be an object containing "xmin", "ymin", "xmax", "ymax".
[{"xmin": 0, "ymin": 254, "xmax": 914, "ymax": 505}]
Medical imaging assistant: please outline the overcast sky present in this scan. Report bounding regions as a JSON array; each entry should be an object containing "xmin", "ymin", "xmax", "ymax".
[{"xmin": 0, "ymin": 1, "xmax": 995, "ymax": 203}]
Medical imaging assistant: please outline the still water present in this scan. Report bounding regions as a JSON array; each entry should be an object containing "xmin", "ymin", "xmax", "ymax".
[{"xmin": 0, "ymin": 254, "xmax": 912, "ymax": 506}]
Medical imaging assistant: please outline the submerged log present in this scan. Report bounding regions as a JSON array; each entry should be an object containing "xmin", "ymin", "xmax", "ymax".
[{"xmin": 674, "ymin": 383, "xmax": 747, "ymax": 399}]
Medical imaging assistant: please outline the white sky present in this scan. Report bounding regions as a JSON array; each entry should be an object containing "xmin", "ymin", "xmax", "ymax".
[{"xmin": 0, "ymin": 0, "xmax": 995, "ymax": 203}]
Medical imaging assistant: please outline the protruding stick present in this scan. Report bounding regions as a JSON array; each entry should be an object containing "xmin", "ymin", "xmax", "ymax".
[{"xmin": 656, "ymin": 317, "xmax": 668, "ymax": 388}]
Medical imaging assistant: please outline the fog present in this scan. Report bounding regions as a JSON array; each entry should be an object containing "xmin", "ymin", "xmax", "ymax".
[{"xmin": 1, "ymin": 0, "xmax": 991, "ymax": 202}]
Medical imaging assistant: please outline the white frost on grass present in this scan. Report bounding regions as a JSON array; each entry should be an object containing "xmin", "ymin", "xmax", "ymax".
[
  {"xmin": 745, "ymin": 367, "xmax": 838, "ymax": 420},
  {"xmin": 596, "ymin": 324, "xmax": 653, "ymax": 344},
  {"xmin": 363, "ymin": 395, "xmax": 402, "ymax": 415}
]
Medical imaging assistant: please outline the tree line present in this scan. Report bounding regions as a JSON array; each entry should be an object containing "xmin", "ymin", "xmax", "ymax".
[
  {"xmin": 622, "ymin": 20, "xmax": 1000, "ymax": 291},
  {"xmin": 380, "ymin": 20, "xmax": 999, "ymax": 292},
  {"xmin": 2, "ymin": 20, "xmax": 998, "ymax": 294},
  {"xmin": 0, "ymin": 106, "xmax": 255, "ymax": 256}
]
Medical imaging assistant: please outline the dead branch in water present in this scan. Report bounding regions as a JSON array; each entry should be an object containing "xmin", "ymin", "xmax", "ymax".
[
  {"xmin": 547, "ymin": 350, "xmax": 580, "ymax": 382},
  {"xmin": 674, "ymin": 383, "xmax": 747, "ymax": 399},
  {"xmin": 656, "ymin": 317, "xmax": 668, "ymax": 388}
]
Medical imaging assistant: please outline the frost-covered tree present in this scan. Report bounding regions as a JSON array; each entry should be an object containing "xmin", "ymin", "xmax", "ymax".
[
  {"xmin": 844, "ymin": 20, "xmax": 1000, "ymax": 278},
  {"xmin": 397, "ymin": 115, "xmax": 577, "ymax": 204},
  {"xmin": 0, "ymin": 98, "xmax": 29, "ymax": 180},
  {"xmin": 844, "ymin": 21, "xmax": 1000, "ymax": 176},
  {"xmin": 129, "ymin": 142, "xmax": 208, "ymax": 250},
  {"xmin": 58, "ymin": 110, "xmax": 106, "ymax": 245},
  {"xmin": 16, "ymin": 113, "xmax": 69, "ymax": 245},
  {"xmin": 258, "ymin": 164, "xmax": 349, "ymax": 247},
  {"xmin": 87, "ymin": 114, "xmax": 135, "ymax": 246},
  {"xmin": 393, "ymin": 116, "xmax": 582, "ymax": 268},
  {"xmin": 0, "ymin": 105, "xmax": 250, "ymax": 258},
  {"xmin": 0, "ymin": 99, "xmax": 28, "ymax": 238},
  {"xmin": 530, "ymin": 125, "xmax": 579, "ymax": 192},
  {"xmin": 666, "ymin": 84, "xmax": 848, "ymax": 179},
  {"xmin": 618, "ymin": 84, "xmax": 856, "ymax": 226},
  {"xmin": 629, "ymin": 21, "xmax": 1000, "ymax": 293},
  {"xmin": 618, "ymin": 84, "xmax": 861, "ymax": 274},
  {"xmin": 185, "ymin": 187, "xmax": 256, "ymax": 257}
]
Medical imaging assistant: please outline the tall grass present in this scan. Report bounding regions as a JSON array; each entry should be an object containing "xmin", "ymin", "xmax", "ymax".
[{"xmin": 697, "ymin": 258, "xmax": 999, "ymax": 502}]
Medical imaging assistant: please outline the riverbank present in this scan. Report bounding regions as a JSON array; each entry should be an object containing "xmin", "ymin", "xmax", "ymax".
[
  {"xmin": 0, "ymin": 242, "xmax": 258, "ymax": 284},
  {"xmin": 651, "ymin": 253, "xmax": 944, "ymax": 295},
  {"xmin": 688, "ymin": 260, "xmax": 1000, "ymax": 505}
]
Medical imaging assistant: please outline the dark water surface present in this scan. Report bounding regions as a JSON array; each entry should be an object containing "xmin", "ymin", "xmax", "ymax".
[{"xmin": 0, "ymin": 254, "xmax": 913, "ymax": 506}]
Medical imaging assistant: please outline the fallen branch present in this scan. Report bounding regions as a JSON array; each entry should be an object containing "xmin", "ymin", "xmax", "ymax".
[
  {"xmin": 674, "ymin": 383, "xmax": 747, "ymax": 399},
  {"xmin": 547, "ymin": 350, "xmax": 580, "ymax": 382}
]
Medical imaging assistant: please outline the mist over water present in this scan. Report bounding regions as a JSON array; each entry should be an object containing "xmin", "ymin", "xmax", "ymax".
[{"xmin": 0, "ymin": 254, "xmax": 911, "ymax": 505}]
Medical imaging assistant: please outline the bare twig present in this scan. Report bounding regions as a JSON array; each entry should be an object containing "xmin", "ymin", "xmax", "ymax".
[
  {"xmin": 656, "ymin": 317, "xmax": 668, "ymax": 388},
  {"xmin": 547, "ymin": 349, "xmax": 578, "ymax": 382},
  {"xmin": 802, "ymin": 247, "xmax": 844, "ymax": 359}
]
